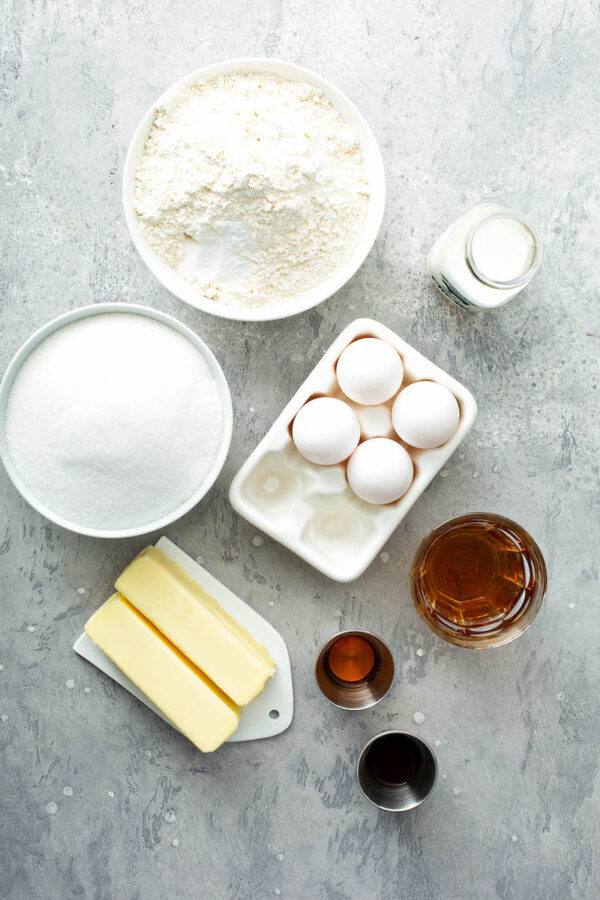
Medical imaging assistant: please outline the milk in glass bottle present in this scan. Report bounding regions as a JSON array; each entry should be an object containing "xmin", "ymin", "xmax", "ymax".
[{"xmin": 427, "ymin": 205, "xmax": 542, "ymax": 310}]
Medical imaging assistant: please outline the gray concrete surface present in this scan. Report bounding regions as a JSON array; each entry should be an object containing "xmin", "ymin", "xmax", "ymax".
[{"xmin": 1, "ymin": 2, "xmax": 599, "ymax": 898}]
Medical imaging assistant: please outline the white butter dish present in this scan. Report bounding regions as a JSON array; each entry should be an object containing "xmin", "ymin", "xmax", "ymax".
[
  {"xmin": 229, "ymin": 318, "xmax": 477, "ymax": 582},
  {"xmin": 74, "ymin": 536, "xmax": 293, "ymax": 743}
]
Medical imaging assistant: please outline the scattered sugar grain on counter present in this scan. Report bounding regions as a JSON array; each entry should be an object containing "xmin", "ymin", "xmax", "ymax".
[
  {"xmin": 416, "ymin": 648, "xmax": 425, "ymax": 658},
  {"xmin": 0, "ymin": 664, "xmax": 4, "ymax": 671},
  {"xmin": 65, "ymin": 679, "xmax": 75, "ymax": 690},
  {"xmin": 63, "ymin": 787, "xmax": 73, "ymax": 797},
  {"xmin": 453, "ymin": 787, "xmax": 461, "ymax": 796},
  {"xmin": 77, "ymin": 588, "xmax": 86, "ymax": 595},
  {"xmin": 196, "ymin": 556, "xmax": 205, "ymax": 565},
  {"xmin": 1, "ymin": 714, "xmax": 8, "ymax": 722},
  {"xmin": 380, "ymin": 551, "xmax": 390, "ymax": 564},
  {"xmin": 107, "ymin": 791, "xmax": 115, "ymax": 798},
  {"xmin": 172, "ymin": 838, "xmax": 180, "ymax": 847},
  {"xmin": 83, "ymin": 687, "xmax": 91, "ymax": 694},
  {"xmin": 413, "ymin": 711, "xmax": 425, "ymax": 725},
  {"xmin": 472, "ymin": 472, "xmax": 479, "ymax": 479},
  {"xmin": 45, "ymin": 802, "xmax": 58, "ymax": 815},
  {"xmin": 439, "ymin": 469, "xmax": 449, "ymax": 478},
  {"xmin": 493, "ymin": 464, "xmax": 502, "ymax": 473},
  {"xmin": 252, "ymin": 535, "xmax": 264, "ymax": 547},
  {"xmin": 511, "ymin": 834, "xmax": 518, "ymax": 842},
  {"xmin": 268, "ymin": 601, "xmax": 274, "ymax": 607},
  {"xmin": 569, "ymin": 602, "xmax": 575, "ymax": 609},
  {"xmin": 276, "ymin": 853, "xmax": 285, "ymax": 861},
  {"xmin": 434, "ymin": 739, "xmax": 442, "ymax": 747},
  {"xmin": 274, "ymin": 890, "xmax": 282, "ymax": 896},
  {"xmin": 557, "ymin": 691, "xmax": 565, "ymax": 701},
  {"xmin": 27, "ymin": 625, "xmax": 36, "ymax": 632},
  {"xmin": 164, "ymin": 810, "xmax": 176, "ymax": 823}
]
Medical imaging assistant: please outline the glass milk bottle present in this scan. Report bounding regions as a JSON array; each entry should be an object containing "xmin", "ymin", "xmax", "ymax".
[{"xmin": 427, "ymin": 205, "xmax": 543, "ymax": 310}]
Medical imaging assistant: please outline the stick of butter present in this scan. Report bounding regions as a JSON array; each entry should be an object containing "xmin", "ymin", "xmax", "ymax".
[
  {"xmin": 85, "ymin": 594, "xmax": 240, "ymax": 752},
  {"xmin": 115, "ymin": 546, "xmax": 276, "ymax": 707}
]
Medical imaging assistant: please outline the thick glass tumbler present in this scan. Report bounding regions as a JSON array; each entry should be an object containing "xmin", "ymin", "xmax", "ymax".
[{"xmin": 411, "ymin": 513, "xmax": 547, "ymax": 649}]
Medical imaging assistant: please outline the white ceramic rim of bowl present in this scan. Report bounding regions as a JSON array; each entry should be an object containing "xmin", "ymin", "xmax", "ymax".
[
  {"xmin": 122, "ymin": 57, "xmax": 386, "ymax": 322},
  {"xmin": 0, "ymin": 303, "xmax": 233, "ymax": 538}
]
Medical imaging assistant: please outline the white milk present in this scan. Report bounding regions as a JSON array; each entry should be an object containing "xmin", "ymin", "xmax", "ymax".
[{"xmin": 427, "ymin": 205, "xmax": 542, "ymax": 310}]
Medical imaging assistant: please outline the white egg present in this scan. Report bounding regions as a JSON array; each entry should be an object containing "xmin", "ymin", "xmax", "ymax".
[
  {"xmin": 392, "ymin": 381, "xmax": 460, "ymax": 449},
  {"xmin": 336, "ymin": 338, "xmax": 404, "ymax": 405},
  {"xmin": 292, "ymin": 397, "xmax": 360, "ymax": 466},
  {"xmin": 347, "ymin": 438, "xmax": 414, "ymax": 504}
]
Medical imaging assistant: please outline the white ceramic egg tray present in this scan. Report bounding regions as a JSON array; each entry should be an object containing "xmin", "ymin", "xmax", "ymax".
[
  {"xmin": 74, "ymin": 537, "xmax": 294, "ymax": 743},
  {"xmin": 229, "ymin": 318, "xmax": 477, "ymax": 582}
]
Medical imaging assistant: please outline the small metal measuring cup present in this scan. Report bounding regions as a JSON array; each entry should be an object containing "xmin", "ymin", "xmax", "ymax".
[
  {"xmin": 357, "ymin": 730, "xmax": 438, "ymax": 812},
  {"xmin": 315, "ymin": 630, "xmax": 395, "ymax": 710}
]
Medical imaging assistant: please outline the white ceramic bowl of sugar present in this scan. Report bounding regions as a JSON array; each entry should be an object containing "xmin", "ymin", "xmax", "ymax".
[
  {"xmin": 122, "ymin": 58, "xmax": 386, "ymax": 322},
  {"xmin": 0, "ymin": 303, "xmax": 233, "ymax": 538}
]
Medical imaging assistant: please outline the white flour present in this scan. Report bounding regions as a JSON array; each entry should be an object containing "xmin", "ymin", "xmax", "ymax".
[
  {"xmin": 134, "ymin": 73, "xmax": 370, "ymax": 308},
  {"xmin": 6, "ymin": 313, "xmax": 224, "ymax": 530}
]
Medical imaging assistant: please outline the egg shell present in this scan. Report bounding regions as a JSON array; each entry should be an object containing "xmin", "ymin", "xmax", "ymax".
[
  {"xmin": 292, "ymin": 397, "xmax": 360, "ymax": 466},
  {"xmin": 347, "ymin": 437, "xmax": 414, "ymax": 504},
  {"xmin": 336, "ymin": 338, "xmax": 404, "ymax": 405},
  {"xmin": 392, "ymin": 381, "xmax": 460, "ymax": 449}
]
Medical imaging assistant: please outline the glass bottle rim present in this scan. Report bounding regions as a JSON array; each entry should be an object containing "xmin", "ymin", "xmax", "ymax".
[{"xmin": 466, "ymin": 211, "xmax": 543, "ymax": 289}]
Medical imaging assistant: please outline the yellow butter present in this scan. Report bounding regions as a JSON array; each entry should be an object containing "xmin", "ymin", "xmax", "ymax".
[
  {"xmin": 115, "ymin": 546, "xmax": 276, "ymax": 706},
  {"xmin": 84, "ymin": 594, "xmax": 240, "ymax": 752}
]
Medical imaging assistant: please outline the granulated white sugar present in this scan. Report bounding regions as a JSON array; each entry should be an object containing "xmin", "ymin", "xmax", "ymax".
[{"xmin": 6, "ymin": 313, "xmax": 224, "ymax": 530}]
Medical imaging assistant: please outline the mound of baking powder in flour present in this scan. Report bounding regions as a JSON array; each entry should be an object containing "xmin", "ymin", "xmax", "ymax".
[
  {"xmin": 5, "ymin": 314, "xmax": 224, "ymax": 530},
  {"xmin": 134, "ymin": 73, "xmax": 370, "ymax": 308}
]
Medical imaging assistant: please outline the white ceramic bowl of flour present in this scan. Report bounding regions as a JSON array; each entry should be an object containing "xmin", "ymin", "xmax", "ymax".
[
  {"xmin": 123, "ymin": 58, "xmax": 386, "ymax": 321},
  {"xmin": 0, "ymin": 304, "xmax": 233, "ymax": 538}
]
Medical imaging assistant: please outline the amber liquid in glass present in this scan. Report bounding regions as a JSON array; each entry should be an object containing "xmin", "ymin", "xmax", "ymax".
[{"xmin": 413, "ymin": 515, "xmax": 545, "ymax": 646}]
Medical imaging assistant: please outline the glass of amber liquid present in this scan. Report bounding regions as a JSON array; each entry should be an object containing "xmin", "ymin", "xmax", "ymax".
[{"xmin": 411, "ymin": 513, "xmax": 547, "ymax": 648}]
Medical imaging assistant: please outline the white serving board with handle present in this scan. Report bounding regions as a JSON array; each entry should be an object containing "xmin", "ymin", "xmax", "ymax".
[
  {"xmin": 74, "ymin": 536, "xmax": 293, "ymax": 743},
  {"xmin": 229, "ymin": 317, "xmax": 478, "ymax": 582}
]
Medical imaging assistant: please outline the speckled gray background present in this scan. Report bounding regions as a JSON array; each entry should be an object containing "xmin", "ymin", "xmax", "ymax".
[{"xmin": 1, "ymin": 2, "xmax": 599, "ymax": 898}]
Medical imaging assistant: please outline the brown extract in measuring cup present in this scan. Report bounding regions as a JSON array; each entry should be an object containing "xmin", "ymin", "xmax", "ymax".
[
  {"xmin": 364, "ymin": 732, "xmax": 421, "ymax": 785},
  {"xmin": 325, "ymin": 633, "xmax": 376, "ymax": 684},
  {"xmin": 356, "ymin": 731, "xmax": 438, "ymax": 811},
  {"xmin": 315, "ymin": 631, "xmax": 395, "ymax": 710}
]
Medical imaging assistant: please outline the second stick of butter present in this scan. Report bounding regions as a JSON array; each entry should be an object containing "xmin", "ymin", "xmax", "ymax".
[{"xmin": 115, "ymin": 547, "xmax": 276, "ymax": 706}]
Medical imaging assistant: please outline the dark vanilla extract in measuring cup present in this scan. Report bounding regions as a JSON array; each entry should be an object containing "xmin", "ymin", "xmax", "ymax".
[
  {"xmin": 357, "ymin": 731, "xmax": 438, "ymax": 811},
  {"xmin": 365, "ymin": 733, "xmax": 421, "ymax": 785},
  {"xmin": 412, "ymin": 513, "xmax": 547, "ymax": 648}
]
